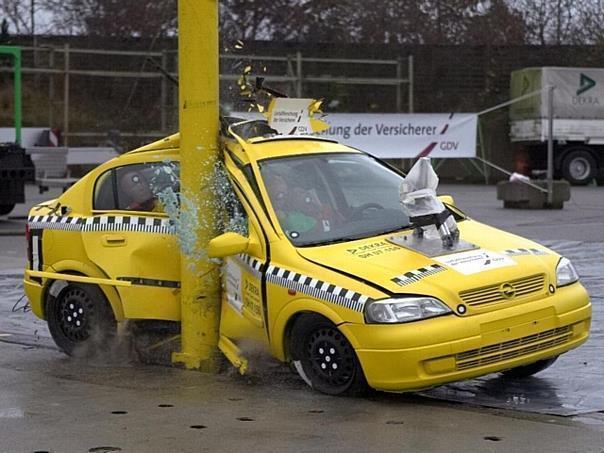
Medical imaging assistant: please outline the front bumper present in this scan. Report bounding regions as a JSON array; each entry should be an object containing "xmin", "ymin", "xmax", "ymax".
[{"xmin": 340, "ymin": 283, "xmax": 591, "ymax": 392}]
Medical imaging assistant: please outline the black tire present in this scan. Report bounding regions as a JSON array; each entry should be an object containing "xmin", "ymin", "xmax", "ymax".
[
  {"xmin": 46, "ymin": 282, "xmax": 117, "ymax": 356},
  {"xmin": 501, "ymin": 356, "xmax": 558, "ymax": 379},
  {"xmin": 561, "ymin": 149, "xmax": 596, "ymax": 185},
  {"xmin": 290, "ymin": 314, "xmax": 368, "ymax": 396},
  {"xmin": 0, "ymin": 204, "xmax": 15, "ymax": 216}
]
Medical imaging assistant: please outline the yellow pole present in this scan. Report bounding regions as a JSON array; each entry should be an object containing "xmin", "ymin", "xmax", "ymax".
[{"xmin": 172, "ymin": 0, "xmax": 221, "ymax": 371}]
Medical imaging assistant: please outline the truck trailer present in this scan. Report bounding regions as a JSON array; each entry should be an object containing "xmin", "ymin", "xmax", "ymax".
[{"xmin": 510, "ymin": 67, "xmax": 604, "ymax": 185}]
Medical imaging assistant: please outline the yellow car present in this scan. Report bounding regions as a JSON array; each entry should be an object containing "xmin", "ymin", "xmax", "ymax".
[{"xmin": 23, "ymin": 120, "xmax": 591, "ymax": 396}]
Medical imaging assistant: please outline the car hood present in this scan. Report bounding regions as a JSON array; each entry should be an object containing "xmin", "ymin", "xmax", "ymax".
[{"xmin": 295, "ymin": 220, "xmax": 559, "ymax": 298}]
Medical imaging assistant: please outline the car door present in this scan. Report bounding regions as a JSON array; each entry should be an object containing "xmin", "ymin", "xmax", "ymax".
[
  {"xmin": 219, "ymin": 163, "xmax": 269, "ymax": 345},
  {"xmin": 83, "ymin": 160, "xmax": 181, "ymax": 321}
]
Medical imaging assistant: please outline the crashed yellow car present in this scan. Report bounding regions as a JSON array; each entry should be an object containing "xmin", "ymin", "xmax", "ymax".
[{"xmin": 23, "ymin": 119, "xmax": 591, "ymax": 396}]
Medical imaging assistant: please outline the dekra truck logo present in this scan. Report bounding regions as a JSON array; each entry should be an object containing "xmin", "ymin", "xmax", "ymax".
[
  {"xmin": 573, "ymin": 73, "xmax": 599, "ymax": 106},
  {"xmin": 577, "ymin": 73, "xmax": 596, "ymax": 96}
]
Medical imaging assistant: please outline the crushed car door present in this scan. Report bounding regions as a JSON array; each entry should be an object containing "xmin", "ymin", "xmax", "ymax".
[
  {"xmin": 219, "ymin": 166, "xmax": 269, "ymax": 345},
  {"xmin": 83, "ymin": 161, "xmax": 181, "ymax": 320}
]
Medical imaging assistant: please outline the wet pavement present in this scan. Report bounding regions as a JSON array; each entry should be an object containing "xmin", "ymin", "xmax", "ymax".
[{"xmin": 1, "ymin": 184, "xmax": 604, "ymax": 451}]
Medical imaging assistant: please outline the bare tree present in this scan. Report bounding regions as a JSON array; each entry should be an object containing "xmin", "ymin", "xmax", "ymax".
[
  {"xmin": 1, "ymin": 0, "xmax": 32, "ymax": 33},
  {"xmin": 572, "ymin": 0, "xmax": 604, "ymax": 44},
  {"xmin": 220, "ymin": 0, "xmax": 524, "ymax": 45},
  {"xmin": 509, "ymin": 0, "xmax": 581, "ymax": 44},
  {"xmin": 41, "ymin": 0, "xmax": 176, "ymax": 37}
]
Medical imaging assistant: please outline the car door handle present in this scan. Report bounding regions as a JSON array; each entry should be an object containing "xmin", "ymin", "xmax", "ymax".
[{"xmin": 102, "ymin": 234, "xmax": 126, "ymax": 247}]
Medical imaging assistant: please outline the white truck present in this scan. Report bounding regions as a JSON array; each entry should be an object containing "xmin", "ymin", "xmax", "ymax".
[{"xmin": 510, "ymin": 67, "xmax": 604, "ymax": 185}]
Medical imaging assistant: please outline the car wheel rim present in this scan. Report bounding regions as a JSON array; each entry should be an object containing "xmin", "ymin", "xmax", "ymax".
[
  {"xmin": 58, "ymin": 289, "xmax": 91, "ymax": 342},
  {"xmin": 569, "ymin": 157, "xmax": 591, "ymax": 180},
  {"xmin": 306, "ymin": 327, "xmax": 355, "ymax": 389}
]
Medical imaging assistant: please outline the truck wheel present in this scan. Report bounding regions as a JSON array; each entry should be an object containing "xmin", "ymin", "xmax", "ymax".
[
  {"xmin": 562, "ymin": 149, "xmax": 596, "ymax": 185},
  {"xmin": 291, "ymin": 314, "xmax": 368, "ymax": 396},
  {"xmin": 0, "ymin": 204, "xmax": 15, "ymax": 216},
  {"xmin": 501, "ymin": 356, "xmax": 558, "ymax": 379},
  {"xmin": 46, "ymin": 283, "xmax": 117, "ymax": 356}
]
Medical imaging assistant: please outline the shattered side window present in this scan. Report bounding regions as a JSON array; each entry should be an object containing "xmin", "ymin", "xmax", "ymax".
[
  {"xmin": 95, "ymin": 162, "xmax": 180, "ymax": 213},
  {"xmin": 214, "ymin": 163, "xmax": 249, "ymax": 237}
]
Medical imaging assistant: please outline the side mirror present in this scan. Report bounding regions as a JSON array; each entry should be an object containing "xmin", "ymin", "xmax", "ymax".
[
  {"xmin": 208, "ymin": 232, "xmax": 250, "ymax": 258},
  {"xmin": 438, "ymin": 195, "xmax": 456, "ymax": 207}
]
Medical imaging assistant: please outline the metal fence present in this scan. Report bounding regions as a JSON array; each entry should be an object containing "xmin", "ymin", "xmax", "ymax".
[{"xmin": 0, "ymin": 45, "xmax": 413, "ymax": 147}]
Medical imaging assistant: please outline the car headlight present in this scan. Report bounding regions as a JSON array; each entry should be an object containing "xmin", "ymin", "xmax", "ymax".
[
  {"xmin": 365, "ymin": 297, "xmax": 452, "ymax": 324},
  {"xmin": 556, "ymin": 257, "xmax": 580, "ymax": 287}
]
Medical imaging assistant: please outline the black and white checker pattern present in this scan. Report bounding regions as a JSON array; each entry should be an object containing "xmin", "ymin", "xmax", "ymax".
[
  {"xmin": 504, "ymin": 248, "xmax": 548, "ymax": 257},
  {"xmin": 266, "ymin": 265, "xmax": 370, "ymax": 313},
  {"xmin": 28, "ymin": 215, "xmax": 174, "ymax": 235},
  {"xmin": 28, "ymin": 215, "xmax": 81, "ymax": 231},
  {"xmin": 237, "ymin": 254, "xmax": 264, "ymax": 277},
  {"xmin": 391, "ymin": 264, "xmax": 446, "ymax": 286}
]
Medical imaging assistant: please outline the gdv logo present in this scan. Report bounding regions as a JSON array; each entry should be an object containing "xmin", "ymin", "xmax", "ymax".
[{"xmin": 573, "ymin": 73, "xmax": 599, "ymax": 105}]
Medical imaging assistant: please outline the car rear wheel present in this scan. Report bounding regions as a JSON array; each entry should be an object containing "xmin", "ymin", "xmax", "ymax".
[
  {"xmin": 291, "ymin": 314, "xmax": 368, "ymax": 396},
  {"xmin": 561, "ymin": 149, "xmax": 596, "ymax": 185},
  {"xmin": 501, "ymin": 356, "xmax": 558, "ymax": 379},
  {"xmin": 46, "ymin": 282, "xmax": 117, "ymax": 356}
]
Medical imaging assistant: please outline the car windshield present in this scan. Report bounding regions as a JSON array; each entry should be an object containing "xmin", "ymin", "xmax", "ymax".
[{"xmin": 258, "ymin": 152, "xmax": 410, "ymax": 246}]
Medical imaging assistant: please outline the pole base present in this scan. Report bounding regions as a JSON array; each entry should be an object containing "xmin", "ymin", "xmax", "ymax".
[
  {"xmin": 497, "ymin": 180, "xmax": 570, "ymax": 209},
  {"xmin": 172, "ymin": 349, "xmax": 222, "ymax": 373}
]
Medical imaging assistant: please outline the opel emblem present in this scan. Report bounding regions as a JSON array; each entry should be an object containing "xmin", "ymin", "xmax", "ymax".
[{"xmin": 500, "ymin": 283, "xmax": 516, "ymax": 299}]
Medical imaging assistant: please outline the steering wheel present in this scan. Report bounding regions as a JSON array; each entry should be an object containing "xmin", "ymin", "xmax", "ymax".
[{"xmin": 350, "ymin": 202, "xmax": 385, "ymax": 220}]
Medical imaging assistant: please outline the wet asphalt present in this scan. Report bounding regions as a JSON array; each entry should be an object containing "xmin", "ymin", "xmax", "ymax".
[{"xmin": 0, "ymin": 183, "xmax": 603, "ymax": 452}]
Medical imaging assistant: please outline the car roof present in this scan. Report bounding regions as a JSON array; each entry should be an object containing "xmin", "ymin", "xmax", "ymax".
[{"xmin": 124, "ymin": 130, "xmax": 360, "ymax": 164}]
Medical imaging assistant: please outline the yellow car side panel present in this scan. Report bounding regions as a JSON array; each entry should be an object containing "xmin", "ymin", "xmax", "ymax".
[
  {"xmin": 47, "ymin": 260, "xmax": 126, "ymax": 321},
  {"xmin": 83, "ymin": 229, "xmax": 181, "ymax": 320},
  {"xmin": 118, "ymin": 286, "xmax": 180, "ymax": 320}
]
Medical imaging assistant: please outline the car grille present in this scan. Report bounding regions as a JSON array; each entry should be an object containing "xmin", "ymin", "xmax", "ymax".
[
  {"xmin": 455, "ymin": 325, "xmax": 572, "ymax": 370},
  {"xmin": 459, "ymin": 274, "xmax": 546, "ymax": 307}
]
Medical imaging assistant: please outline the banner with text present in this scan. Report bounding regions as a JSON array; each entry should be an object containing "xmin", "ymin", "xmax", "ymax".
[{"xmin": 319, "ymin": 113, "xmax": 478, "ymax": 158}]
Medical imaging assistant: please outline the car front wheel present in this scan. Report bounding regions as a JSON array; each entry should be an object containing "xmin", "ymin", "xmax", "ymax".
[
  {"xmin": 46, "ymin": 282, "xmax": 117, "ymax": 356},
  {"xmin": 291, "ymin": 314, "xmax": 368, "ymax": 396}
]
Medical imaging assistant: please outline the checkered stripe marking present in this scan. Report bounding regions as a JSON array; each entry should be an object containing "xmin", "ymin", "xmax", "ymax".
[
  {"xmin": 266, "ymin": 265, "xmax": 370, "ymax": 313},
  {"xmin": 391, "ymin": 264, "xmax": 446, "ymax": 286},
  {"xmin": 28, "ymin": 215, "xmax": 175, "ymax": 235},
  {"xmin": 27, "ymin": 215, "xmax": 82, "ymax": 231},
  {"xmin": 504, "ymin": 248, "xmax": 548, "ymax": 256},
  {"xmin": 237, "ymin": 254, "xmax": 264, "ymax": 277}
]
